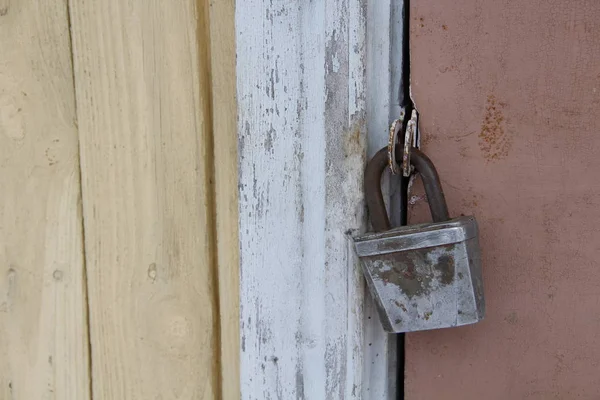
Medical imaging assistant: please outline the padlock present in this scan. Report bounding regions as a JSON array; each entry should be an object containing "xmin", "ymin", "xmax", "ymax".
[{"xmin": 354, "ymin": 144, "xmax": 485, "ymax": 333}]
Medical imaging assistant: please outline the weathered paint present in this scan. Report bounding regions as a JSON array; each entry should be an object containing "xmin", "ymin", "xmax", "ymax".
[
  {"xmin": 236, "ymin": 1, "xmax": 368, "ymax": 398},
  {"xmin": 364, "ymin": 0, "xmax": 405, "ymax": 397},
  {"xmin": 237, "ymin": 0, "xmax": 407, "ymax": 397},
  {"xmin": 406, "ymin": 0, "xmax": 600, "ymax": 398}
]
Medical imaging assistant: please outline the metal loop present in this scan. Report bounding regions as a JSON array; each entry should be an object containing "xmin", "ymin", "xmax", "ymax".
[{"xmin": 365, "ymin": 144, "xmax": 450, "ymax": 232}]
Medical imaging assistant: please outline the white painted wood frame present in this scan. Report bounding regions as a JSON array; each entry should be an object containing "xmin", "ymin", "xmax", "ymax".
[{"xmin": 237, "ymin": 1, "xmax": 404, "ymax": 398}]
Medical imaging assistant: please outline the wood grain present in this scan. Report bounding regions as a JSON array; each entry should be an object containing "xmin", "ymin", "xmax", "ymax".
[
  {"xmin": 69, "ymin": 1, "xmax": 220, "ymax": 397},
  {"xmin": 205, "ymin": 0, "xmax": 240, "ymax": 398},
  {"xmin": 0, "ymin": 0, "xmax": 91, "ymax": 398}
]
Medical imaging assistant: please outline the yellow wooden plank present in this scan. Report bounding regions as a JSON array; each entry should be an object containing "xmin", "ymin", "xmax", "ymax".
[
  {"xmin": 204, "ymin": 0, "xmax": 240, "ymax": 398},
  {"xmin": 0, "ymin": 0, "xmax": 91, "ymax": 399},
  {"xmin": 69, "ymin": 1, "xmax": 220, "ymax": 398}
]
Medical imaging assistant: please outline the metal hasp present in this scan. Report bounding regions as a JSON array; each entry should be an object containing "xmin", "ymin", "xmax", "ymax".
[{"xmin": 354, "ymin": 144, "xmax": 485, "ymax": 333}]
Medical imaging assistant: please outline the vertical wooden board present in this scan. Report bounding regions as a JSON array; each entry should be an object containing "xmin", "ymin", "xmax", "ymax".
[
  {"xmin": 0, "ymin": 0, "xmax": 90, "ymax": 399},
  {"xmin": 206, "ymin": 0, "xmax": 240, "ymax": 398},
  {"xmin": 237, "ymin": 0, "xmax": 368, "ymax": 398},
  {"xmin": 406, "ymin": 1, "xmax": 600, "ymax": 398},
  {"xmin": 69, "ymin": 1, "xmax": 218, "ymax": 398}
]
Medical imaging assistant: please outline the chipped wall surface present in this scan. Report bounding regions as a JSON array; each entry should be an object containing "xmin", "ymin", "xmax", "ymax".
[
  {"xmin": 236, "ymin": 1, "xmax": 372, "ymax": 398},
  {"xmin": 407, "ymin": 0, "xmax": 600, "ymax": 398}
]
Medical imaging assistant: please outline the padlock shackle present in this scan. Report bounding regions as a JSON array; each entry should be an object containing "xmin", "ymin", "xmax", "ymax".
[{"xmin": 364, "ymin": 144, "xmax": 450, "ymax": 232}]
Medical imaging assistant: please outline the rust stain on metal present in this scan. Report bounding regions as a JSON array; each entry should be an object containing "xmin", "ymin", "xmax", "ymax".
[
  {"xmin": 369, "ymin": 244, "xmax": 457, "ymax": 299},
  {"xmin": 403, "ymin": 265, "xmax": 416, "ymax": 280},
  {"xmin": 374, "ymin": 252, "xmax": 432, "ymax": 299},
  {"xmin": 437, "ymin": 254, "xmax": 455, "ymax": 285},
  {"xmin": 504, "ymin": 312, "xmax": 518, "ymax": 325},
  {"xmin": 394, "ymin": 300, "xmax": 408, "ymax": 313},
  {"xmin": 478, "ymin": 94, "xmax": 511, "ymax": 161},
  {"xmin": 461, "ymin": 194, "xmax": 481, "ymax": 211}
]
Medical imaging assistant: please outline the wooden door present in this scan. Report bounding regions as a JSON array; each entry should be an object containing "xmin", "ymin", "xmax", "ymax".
[
  {"xmin": 0, "ymin": 1, "xmax": 238, "ymax": 398},
  {"xmin": 406, "ymin": 1, "xmax": 600, "ymax": 398}
]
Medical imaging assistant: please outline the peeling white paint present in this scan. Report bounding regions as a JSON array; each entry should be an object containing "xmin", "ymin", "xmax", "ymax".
[
  {"xmin": 237, "ymin": 0, "xmax": 402, "ymax": 398},
  {"xmin": 363, "ymin": 0, "xmax": 405, "ymax": 398},
  {"xmin": 237, "ymin": 1, "xmax": 366, "ymax": 399}
]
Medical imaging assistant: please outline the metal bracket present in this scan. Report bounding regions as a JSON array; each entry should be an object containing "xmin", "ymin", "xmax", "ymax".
[
  {"xmin": 402, "ymin": 109, "xmax": 418, "ymax": 177},
  {"xmin": 388, "ymin": 109, "xmax": 405, "ymax": 175}
]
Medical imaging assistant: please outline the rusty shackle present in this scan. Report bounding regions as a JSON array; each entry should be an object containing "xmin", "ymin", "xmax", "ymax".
[{"xmin": 365, "ymin": 144, "xmax": 450, "ymax": 232}]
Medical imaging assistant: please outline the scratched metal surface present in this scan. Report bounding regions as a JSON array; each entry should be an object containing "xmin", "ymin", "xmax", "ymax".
[
  {"xmin": 406, "ymin": 0, "xmax": 600, "ymax": 398},
  {"xmin": 356, "ymin": 217, "xmax": 484, "ymax": 333}
]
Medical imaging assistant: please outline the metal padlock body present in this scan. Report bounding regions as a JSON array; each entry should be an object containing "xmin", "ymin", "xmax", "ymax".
[{"xmin": 354, "ymin": 145, "xmax": 485, "ymax": 333}]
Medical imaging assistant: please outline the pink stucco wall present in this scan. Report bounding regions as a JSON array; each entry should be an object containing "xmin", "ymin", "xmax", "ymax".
[{"xmin": 406, "ymin": 1, "xmax": 600, "ymax": 398}]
